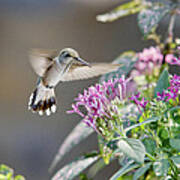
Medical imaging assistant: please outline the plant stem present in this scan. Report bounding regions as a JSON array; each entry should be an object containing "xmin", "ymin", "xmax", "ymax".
[
  {"xmin": 168, "ymin": 159, "xmax": 179, "ymax": 179},
  {"xmin": 116, "ymin": 116, "xmax": 126, "ymax": 137},
  {"xmin": 166, "ymin": 13, "xmax": 176, "ymax": 43},
  {"xmin": 146, "ymin": 152, "xmax": 156, "ymax": 161},
  {"xmin": 149, "ymin": 128, "xmax": 161, "ymax": 147},
  {"xmin": 124, "ymin": 117, "xmax": 159, "ymax": 133}
]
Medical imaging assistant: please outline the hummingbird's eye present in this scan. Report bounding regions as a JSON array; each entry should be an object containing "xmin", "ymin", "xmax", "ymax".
[{"xmin": 63, "ymin": 52, "xmax": 71, "ymax": 58}]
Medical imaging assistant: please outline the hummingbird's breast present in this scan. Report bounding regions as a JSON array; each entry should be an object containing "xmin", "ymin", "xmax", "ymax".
[
  {"xmin": 43, "ymin": 61, "xmax": 64, "ymax": 87},
  {"xmin": 42, "ymin": 60, "xmax": 72, "ymax": 87}
]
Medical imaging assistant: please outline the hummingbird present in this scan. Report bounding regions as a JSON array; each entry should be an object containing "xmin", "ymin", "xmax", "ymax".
[{"xmin": 28, "ymin": 48, "xmax": 121, "ymax": 116}]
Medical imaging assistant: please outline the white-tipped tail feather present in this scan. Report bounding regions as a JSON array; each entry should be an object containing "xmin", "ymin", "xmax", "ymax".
[{"xmin": 28, "ymin": 82, "xmax": 57, "ymax": 116}]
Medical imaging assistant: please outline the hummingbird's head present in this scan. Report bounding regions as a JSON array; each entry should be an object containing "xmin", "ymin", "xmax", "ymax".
[{"xmin": 58, "ymin": 48, "xmax": 90, "ymax": 66}]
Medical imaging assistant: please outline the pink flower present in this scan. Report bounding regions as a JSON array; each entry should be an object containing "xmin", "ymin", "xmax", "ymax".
[
  {"xmin": 165, "ymin": 45, "xmax": 180, "ymax": 65},
  {"xmin": 165, "ymin": 54, "xmax": 180, "ymax": 66},
  {"xmin": 131, "ymin": 47, "xmax": 163, "ymax": 77}
]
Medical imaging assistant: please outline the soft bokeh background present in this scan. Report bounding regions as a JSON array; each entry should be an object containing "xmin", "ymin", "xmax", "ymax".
[{"xmin": 0, "ymin": 0, "xmax": 179, "ymax": 179}]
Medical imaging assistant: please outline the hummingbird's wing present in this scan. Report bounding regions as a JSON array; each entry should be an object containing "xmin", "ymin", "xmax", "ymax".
[
  {"xmin": 60, "ymin": 63, "xmax": 122, "ymax": 81},
  {"xmin": 29, "ymin": 49, "xmax": 58, "ymax": 77}
]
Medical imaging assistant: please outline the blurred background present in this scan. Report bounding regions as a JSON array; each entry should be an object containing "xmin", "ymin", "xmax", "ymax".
[{"xmin": 0, "ymin": 0, "xmax": 179, "ymax": 179}]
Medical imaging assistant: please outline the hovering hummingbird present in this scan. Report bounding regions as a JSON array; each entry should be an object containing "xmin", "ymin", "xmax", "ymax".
[{"xmin": 28, "ymin": 48, "xmax": 121, "ymax": 116}]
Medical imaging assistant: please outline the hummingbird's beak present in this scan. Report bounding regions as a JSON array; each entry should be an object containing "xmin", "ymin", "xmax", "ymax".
[{"xmin": 74, "ymin": 57, "xmax": 91, "ymax": 67}]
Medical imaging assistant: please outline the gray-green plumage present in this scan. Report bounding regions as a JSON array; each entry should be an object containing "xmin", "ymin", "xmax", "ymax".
[{"xmin": 28, "ymin": 48, "xmax": 121, "ymax": 116}]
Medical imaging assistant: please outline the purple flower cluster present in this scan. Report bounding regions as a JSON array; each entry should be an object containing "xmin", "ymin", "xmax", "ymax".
[
  {"xmin": 67, "ymin": 76, "xmax": 129, "ymax": 131},
  {"xmin": 131, "ymin": 47, "xmax": 163, "ymax": 77},
  {"xmin": 129, "ymin": 92, "xmax": 148, "ymax": 113},
  {"xmin": 170, "ymin": 74, "xmax": 180, "ymax": 88},
  {"xmin": 157, "ymin": 89, "xmax": 178, "ymax": 101},
  {"xmin": 157, "ymin": 74, "xmax": 180, "ymax": 101}
]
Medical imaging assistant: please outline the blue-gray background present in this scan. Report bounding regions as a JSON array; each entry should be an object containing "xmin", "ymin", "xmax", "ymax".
[{"xmin": 0, "ymin": 0, "xmax": 179, "ymax": 179}]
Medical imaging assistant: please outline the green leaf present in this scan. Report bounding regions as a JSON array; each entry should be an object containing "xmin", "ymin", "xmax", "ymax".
[
  {"xmin": 158, "ymin": 128, "xmax": 169, "ymax": 140},
  {"xmin": 154, "ymin": 69, "xmax": 169, "ymax": 97},
  {"xmin": 168, "ymin": 106, "xmax": 180, "ymax": 124},
  {"xmin": 100, "ymin": 51, "xmax": 138, "ymax": 82},
  {"xmin": 87, "ymin": 159, "xmax": 106, "ymax": 178},
  {"xmin": 171, "ymin": 155, "xmax": 180, "ymax": 168},
  {"xmin": 0, "ymin": 164, "xmax": 13, "ymax": 177},
  {"xmin": 15, "ymin": 175, "xmax": 26, "ymax": 180},
  {"xmin": 117, "ymin": 138, "xmax": 146, "ymax": 164},
  {"xmin": 117, "ymin": 175, "xmax": 133, "ymax": 180},
  {"xmin": 143, "ymin": 138, "xmax": 156, "ymax": 155},
  {"xmin": 148, "ymin": 0, "xmax": 177, "ymax": 6},
  {"xmin": 49, "ymin": 121, "xmax": 94, "ymax": 172},
  {"xmin": 138, "ymin": 4, "xmax": 171, "ymax": 35},
  {"xmin": 110, "ymin": 160, "xmax": 139, "ymax": 180},
  {"xmin": 169, "ymin": 106, "xmax": 180, "ymax": 112},
  {"xmin": 0, "ymin": 164, "xmax": 25, "ymax": 180},
  {"xmin": 0, "ymin": 175, "xmax": 7, "ymax": 180},
  {"xmin": 133, "ymin": 163, "xmax": 152, "ymax": 180},
  {"xmin": 52, "ymin": 155, "xmax": 99, "ymax": 180},
  {"xmin": 153, "ymin": 159, "xmax": 169, "ymax": 176},
  {"xmin": 96, "ymin": 1, "xmax": 142, "ymax": 22},
  {"xmin": 170, "ymin": 138, "xmax": 180, "ymax": 150},
  {"xmin": 79, "ymin": 173, "xmax": 90, "ymax": 180}
]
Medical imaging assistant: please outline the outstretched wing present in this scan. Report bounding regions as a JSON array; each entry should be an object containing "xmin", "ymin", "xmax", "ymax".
[
  {"xmin": 60, "ymin": 63, "xmax": 122, "ymax": 81},
  {"xmin": 29, "ymin": 49, "xmax": 58, "ymax": 77}
]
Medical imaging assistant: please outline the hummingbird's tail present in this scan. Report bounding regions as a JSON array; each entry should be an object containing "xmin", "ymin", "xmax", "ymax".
[{"xmin": 28, "ymin": 81, "xmax": 57, "ymax": 116}]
